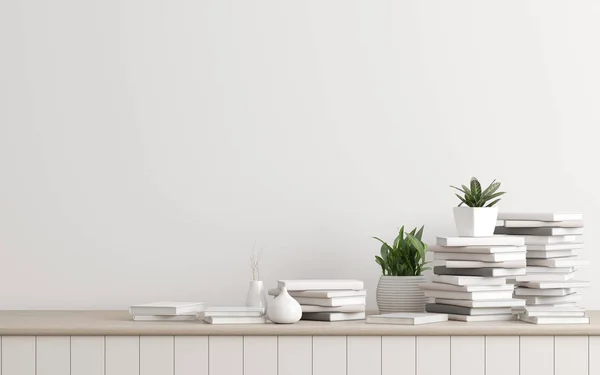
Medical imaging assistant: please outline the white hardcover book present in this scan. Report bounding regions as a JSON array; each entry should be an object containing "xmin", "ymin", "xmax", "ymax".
[
  {"xmin": 527, "ymin": 250, "xmax": 579, "ymax": 259},
  {"xmin": 526, "ymin": 243, "xmax": 584, "ymax": 251},
  {"xmin": 132, "ymin": 314, "xmax": 199, "ymax": 322},
  {"xmin": 434, "ymin": 252, "xmax": 525, "ymax": 262},
  {"xmin": 495, "ymin": 227, "xmax": 584, "ymax": 236},
  {"xmin": 301, "ymin": 312, "xmax": 366, "ymax": 322},
  {"xmin": 524, "ymin": 305, "xmax": 585, "ymax": 313},
  {"xmin": 426, "ymin": 303, "xmax": 512, "ymax": 316},
  {"xmin": 203, "ymin": 306, "xmax": 264, "ymax": 317},
  {"xmin": 516, "ymin": 280, "xmax": 590, "ymax": 289},
  {"xmin": 203, "ymin": 316, "xmax": 266, "ymax": 324},
  {"xmin": 519, "ymin": 315, "xmax": 589, "ymax": 324},
  {"xmin": 515, "ymin": 273, "xmax": 575, "ymax": 282},
  {"xmin": 268, "ymin": 289, "xmax": 366, "ymax": 298},
  {"xmin": 428, "ymin": 245, "xmax": 526, "ymax": 254},
  {"xmin": 526, "ymin": 266, "xmax": 576, "ymax": 274},
  {"xmin": 523, "ymin": 310, "xmax": 586, "ymax": 318},
  {"xmin": 423, "ymin": 290, "xmax": 514, "ymax": 301},
  {"xmin": 434, "ymin": 266, "xmax": 525, "ymax": 277},
  {"xmin": 278, "ymin": 279, "xmax": 364, "ymax": 291},
  {"xmin": 292, "ymin": 296, "xmax": 366, "ymax": 307},
  {"xmin": 129, "ymin": 302, "xmax": 206, "ymax": 316},
  {"xmin": 448, "ymin": 314, "xmax": 515, "ymax": 322},
  {"xmin": 435, "ymin": 298, "xmax": 526, "ymax": 308},
  {"xmin": 442, "ymin": 260, "xmax": 526, "ymax": 269},
  {"xmin": 498, "ymin": 213, "xmax": 583, "ymax": 221},
  {"xmin": 437, "ymin": 236, "xmax": 524, "ymax": 247},
  {"xmin": 524, "ymin": 235, "xmax": 578, "ymax": 245},
  {"xmin": 520, "ymin": 294, "xmax": 581, "ymax": 305},
  {"xmin": 514, "ymin": 288, "xmax": 574, "ymax": 297},
  {"xmin": 431, "ymin": 274, "xmax": 506, "ymax": 286},
  {"xmin": 526, "ymin": 258, "xmax": 589, "ymax": 268},
  {"xmin": 496, "ymin": 220, "xmax": 505, "ymax": 226},
  {"xmin": 301, "ymin": 304, "xmax": 366, "ymax": 313},
  {"xmin": 504, "ymin": 220, "xmax": 584, "ymax": 228},
  {"xmin": 419, "ymin": 283, "xmax": 514, "ymax": 293},
  {"xmin": 366, "ymin": 312, "xmax": 448, "ymax": 325}
]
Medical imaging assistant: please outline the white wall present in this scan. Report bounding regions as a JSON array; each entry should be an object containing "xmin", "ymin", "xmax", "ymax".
[{"xmin": 0, "ymin": 0, "xmax": 599, "ymax": 309}]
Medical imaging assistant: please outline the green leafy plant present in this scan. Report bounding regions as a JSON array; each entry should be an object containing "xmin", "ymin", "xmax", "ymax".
[
  {"xmin": 373, "ymin": 226, "xmax": 429, "ymax": 276},
  {"xmin": 451, "ymin": 177, "xmax": 505, "ymax": 207}
]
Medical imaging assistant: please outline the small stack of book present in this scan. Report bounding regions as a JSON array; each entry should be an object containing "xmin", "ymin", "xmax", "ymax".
[
  {"xmin": 129, "ymin": 302, "xmax": 206, "ymax": 321},
  {"xmin": 270, "ymin": 279, "xmax": 366, "ymax": 321},
  {"xmin": 495, "ymin": 212, "xmax": 590, "ymax": 324},
  {"xmin": 202, "ymin": 306, "xmax": 266, "ymax": 324},
  {"xmin": 422, "ymin": 236, "xmax": 527, "ymax": 322}
]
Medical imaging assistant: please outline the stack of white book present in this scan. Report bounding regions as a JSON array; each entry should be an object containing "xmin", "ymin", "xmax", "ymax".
[
  {"xmin": 496, "ymin": 212, "xmax": 590, "ymax": 324},
  {"xmin": 202, "ymin": 306, "xmax": 266, "ymax": 324},
  {"xmin": 422, "ymin": 236, "xmax": 527, "ymax": 322},
  {"xmin": 270, "ymin": 280, "xmax": 366, "ymax": 322},
  {"xmin": 130, "ymin": 302, "xmax": 206, "ymax": 321}
]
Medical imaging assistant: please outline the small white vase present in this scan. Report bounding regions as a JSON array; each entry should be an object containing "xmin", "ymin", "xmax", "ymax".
[
  {"xmin": 245, "ymin": 280, "xmax": 267, "ymax": 315},
  {"xmin": 453, "ymin": 206, "xmax": 499, "ymax": 237},
  {"xmin": 267, "ymin": 287, "xmax": 302, "ymax": 324},
  {"xmin": 376, "ymin": 275, "xmax": 428, "ymax": 314}
]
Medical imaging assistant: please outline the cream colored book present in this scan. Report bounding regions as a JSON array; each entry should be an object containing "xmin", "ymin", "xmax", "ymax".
[{"xmin": 366, "ymin": 313, "xmax": 448, "ymax": 325}]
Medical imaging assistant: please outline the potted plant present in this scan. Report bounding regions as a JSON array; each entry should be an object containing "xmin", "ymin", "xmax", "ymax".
[
  {"xmin": 451, "ymin": 177, "xmax": 505, "ymax": 237},
  {"xmin": 373, "ymin": 226, "xmax": 430, "ymax": 313}
]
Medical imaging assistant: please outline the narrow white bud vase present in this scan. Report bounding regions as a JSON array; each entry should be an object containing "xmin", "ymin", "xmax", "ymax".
[
  {"xmin": 245, "ymin": 280, "xmax": 267, "ymax": 315},
  {"xmin": 267, "ymin": 286, "xmax": 302, "ymax": 324}
]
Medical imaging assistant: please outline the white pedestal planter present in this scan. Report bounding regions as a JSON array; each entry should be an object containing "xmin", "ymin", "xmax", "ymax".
[
  {"xmin": 453, "ymin": 206, "xmax": 499, "ymax": 237},
  {"xmin": 376, "ymin": 275, "xmax": 428, "ymax": 313}
]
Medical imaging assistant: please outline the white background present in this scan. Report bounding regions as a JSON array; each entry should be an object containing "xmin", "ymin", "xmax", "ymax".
[{"xmin": 1, "ymin": 0, "xmax": 599, "ymax": 309}]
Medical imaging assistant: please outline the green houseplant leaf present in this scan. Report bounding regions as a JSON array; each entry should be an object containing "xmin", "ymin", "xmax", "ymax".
[
  {"xmin": 372, "ymin": 226, "xmax": 429, "ymax": 276},
  {"xmin": 451, "ymin": 177, "xmax": 505, "ymax": 207}
]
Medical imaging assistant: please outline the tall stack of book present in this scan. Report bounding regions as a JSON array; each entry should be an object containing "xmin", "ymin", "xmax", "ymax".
[
  {"xmin": 129, "ymin": 302, "xmax": 206, "ymax": 321},
  {"xmin": 422, "ymin": 236, "xmax": 527, "ymax": 322},
  {"xmin": 496, "ymin": 212, "xmax": 590, "ymax": 324},
  {"xmin": 270, "ymin": 280, "xmax": 366, "ymax": 322}
]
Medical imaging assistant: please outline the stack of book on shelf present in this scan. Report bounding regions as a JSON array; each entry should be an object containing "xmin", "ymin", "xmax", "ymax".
[
  {"xmin": 496, "ymin": 212, "xmax": 590, "ymax": 324},
  {"xmin": 202, "ymin": 306, "xmax": 266, "ymax": 324},
  {"xmin": 129, "ymin": 302, "xmax": 206, "ymax": 321},
  {"xmin": 270, "ymin": 279, "xmax": 366, "ymax": 322},
  {"xmin": 422, "ymin": 236, "xmax": 527, "ymax": 322}
]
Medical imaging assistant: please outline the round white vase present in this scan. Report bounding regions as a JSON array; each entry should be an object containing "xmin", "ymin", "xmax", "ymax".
[
  {"xmin": 267, "ymin": 287, "xmax": 302, "ymax": 324},
  {"xmin": 376, "ymin": 275, "xmax": 428, "ymax": 314},
  {"xmin": 245, "ymin": 280, "xmax": 267, "ymax": 315}
]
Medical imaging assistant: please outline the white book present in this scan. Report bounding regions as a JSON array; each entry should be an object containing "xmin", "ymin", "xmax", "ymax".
[
  {"xmin": 132, "ymin": 314, "xmax": 199, "ymax": 322},
  {"xmin": 426, "ymin": 303, "xmax": 512, "ymax": 316},
  {"xmin": 515, "ymin": 273, "xmax": 575, "ymax": 282},
  {"xmin": 520, "ymin": 294, "xmax": 581, "ymax": 305},
  {"xmin": 524, "ymin": 305, "xmax": 585, "ymax": 313},
  {"xmin": 523, "ymin": 310, "xmax": 586, "ymax": 318},
  {"xmin": 435, "ymin": 298, "xmax": 526, "ymax": 308},
  {"xmin": 301, "ymin": 304, "xmax": 366, "ymax": 313},
  {"xmin": 504, "ymin": 220, "xmax": 584, "ymax": 228},
  {"xmin": 419, "ymin": 283, "xmax": 514, "ymax": 293},
  {"xmin": 434, "ymin": 252, "xmax": 525, "ymax": 262},
  {"xmin": 495, "ymin": 227, "xmax": 584, "ymax": 236},
  {"xmin": 527, "ymin": 250, "xmax": 579, "ymax": 259},
  {"xmin": 423, "ymin": 290, "xmax": 514, "ymax": 301},
  {"xmin": 292, "ymin": 296, "xmax": 366, "ymax": 307},
  {"xmin": 431, "ymin": 274, "xmax": 506, "ymax": 286},
  {"xmin": 268, "ymin": 289, "xmax": 366, "ymax": 298},
  {"xmin": 498, "ymin": 213, "xmax": 583, "ymax": 221},
  {"xmin": 496, "ymin": 220, "xmax": 505, "ymax": 226},
  {"xmin": 442, "ymin": 260, "xmax": 526, "ymax": 269},
  {"xmin": 448, "ymin": 314, "xmax": 515, "ymax": 322},
  {"xmin": 366, "ymin": 312, "xmax": 448, "ymax": 325},
  {"xmin": 526, "ymin": 258, "xmax": 589, "ymax": 268},
  {"xmin": 129, "ymin": 302, "xmax": 206, "ymax": 316},
  {"xmin": 516, "ymin": 280, "xmax": 590, "ymax": 289},
  {"xmin": 437, "ymin": 236, "xmax": 524, "ymax": 247},
  {"xmin": 278, "ymin": 280, "xmax": 363, "ymax": 291},
  {"xmin": 203, "ymin": 316, "xmax": 266, "ymax": 324},
  {"xmin": 526, "ymin": 243, "xmax": 584, "ymax": 251},
  {"xmin": 519, "ymin": 315, "xmax": 589, "ymax": 324},
  {"xmin": 203, "ymin": 306, "xmax": 264, "ymax": 318},
  {"xmin": 301, "ymin": 312, "xmax": 365, "ymax": 322},
  {"xmin": 514, "ymin": 288, "xmax": 574, "ymax": 296},
  {"xmin": 434, "ymin": 266, "xmax": 526, "ymax": 277},
  {"xmin": 524, "ymin": 235, "xmax": 578, "ymax": 245},
  {"xmin": 428, "ymin": 245, "xmax": 526, "ymax": 254},
  {"xmin": 526, "ymin": 266, "xmax": 576, "ymax": 274}
]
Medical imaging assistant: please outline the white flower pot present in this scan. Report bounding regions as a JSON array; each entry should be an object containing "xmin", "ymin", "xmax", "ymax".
[
  {"xmin": 453, "ymin": 206, "xmax": 499, "ymax": 237},
  {"xmin": 376, "ymin": 275, "xmax": 428, "ymax": 314},
  {"xmin": 267, "ymin": 287, "xmax": 302, "ymax": 324}
]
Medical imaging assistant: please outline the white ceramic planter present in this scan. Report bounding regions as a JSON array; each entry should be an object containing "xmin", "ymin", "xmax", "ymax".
[
  {"xmin": 376, "ymin": 275, "xmax": 428, "ymax": 314},
  {"xmin": 453, "ymin": 206, "xmax": 499, "ymax": 237}
]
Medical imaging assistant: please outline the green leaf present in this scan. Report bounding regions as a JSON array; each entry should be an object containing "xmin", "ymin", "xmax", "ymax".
[
  {"xmin": 415, "ymin": 225, "xmax": 424, "ymax": 241},
  {"xmin": 455, "ymin": 194, "xmax": 468, "ymax": 206},
  {"xmin": 450, "ymin": 185, "xmax": 466, "ymax": 194},
  {"xmin": 481, "ymin": 180, "xmax": 499, "ymax": 198},
  {"xmin": 380, "ymin": 243, "xmax": 389, "ymax": 261},
  {"xmin": 487, "ymin": 198, "xmax": 501, "ymax": 207},
  {"xmin": 483, "ymin": 191, "xmax": 505, "ymax": 203},
  {"xmin": 470, "ymin": 177, "xmax": 482, "ymax": 200}
]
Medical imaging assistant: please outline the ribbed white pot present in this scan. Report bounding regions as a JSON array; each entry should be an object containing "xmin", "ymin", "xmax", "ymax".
[{"xmin": 376, "ymin": 275, "xmax": 428, "ymax": 314}]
